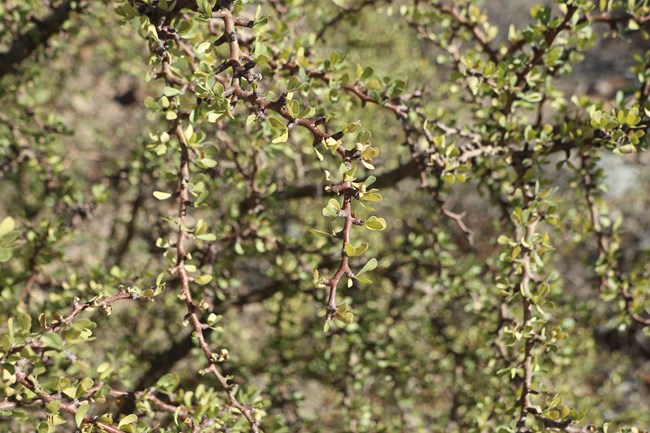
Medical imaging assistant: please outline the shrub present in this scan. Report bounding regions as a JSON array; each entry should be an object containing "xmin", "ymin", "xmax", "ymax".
[{"xmin": 2, "ymin": 1, "xmax": 650, "ymax": 432}]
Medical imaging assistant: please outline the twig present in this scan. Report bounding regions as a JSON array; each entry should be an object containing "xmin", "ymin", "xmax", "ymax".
[{"xmin": 0, "ymin": 1, "xmax": 87, "ymax": 78}]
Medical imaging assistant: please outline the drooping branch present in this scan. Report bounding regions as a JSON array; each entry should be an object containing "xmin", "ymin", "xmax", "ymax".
[{"xmin": 171, "ymin": 119, "xmax": 260, "ymax": 432}]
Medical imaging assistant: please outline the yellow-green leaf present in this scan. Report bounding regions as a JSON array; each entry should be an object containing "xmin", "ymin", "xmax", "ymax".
[
  {"xmin": 118, "ymin": 414, "xmax": 138, "ymax": 428},
  {"xmin": 364, "ymin": 216, "xmax": 386, "ymax": 231},
  {"xmin": 195, "ymin": 274, "xmax": 213, "ymax": 285},
  {"xmin": 153, "ymin": 191, "xmax": 172, "ymax": 200},
  {"xmin": 361, "ymin": 192, "xmax": 382, "ymax": 202},
  {"xmin": 0, "ymin": 217, "xmax": 15, "ymax": 238}
]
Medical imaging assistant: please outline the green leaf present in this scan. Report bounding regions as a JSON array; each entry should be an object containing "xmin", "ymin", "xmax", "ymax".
[
  {"xmin": 360, "ymin": 66, "xmax": 374, "ymax": 81},
  {"xmin": 363, "ymin": 176, "xmax": 377, "ymax": 187},
  {"xmin": 0, "ymin": 248, "xmax": 12, "ymax": 263},
  {"xmin": 41, "ymin": 333, "xmax": 64, "ymax": 351},
  {"xmin": 309, "ymin": 229, "xmax": 331, "ymax": 237},
  {"xmin": 51, "ymin": 414, "xmax": 67, "ymax": 426},
  {"xmin": 197, "ymin": 0, "xmax": 213, "ymax": 17},
  {"xmin": 196, "ymin": 233, "xmax": 216, "ymax": 241},
  {"xmin": 157, "ymin": 373, "xmax": 180, "ymax": 394},
  {"xmin": 75, "ymin": 402, "xmax": 89, "ymax": 427},
  {"xmin": 356, "ymin": 258, "xmax": 378, "ymax": 276},
  {"xmin": 163, "ymin": 87, "xmax": 181, "ymax": 97},
  {"xmin": 194, "ymin": 158, "xmax": 217, "ymax": 168},
  {"xmin": 78, "ymin": 377, "xmax": 94, "ymax": 396}
]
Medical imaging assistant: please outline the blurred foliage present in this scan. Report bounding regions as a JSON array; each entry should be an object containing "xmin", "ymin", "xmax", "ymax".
[{"xmin": 2, "ymin": 0, "xmax": 650, "ymax": 432}]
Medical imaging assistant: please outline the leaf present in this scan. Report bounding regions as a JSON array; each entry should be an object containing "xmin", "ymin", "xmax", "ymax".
[
  {"xmin": 46, "ymin": 400, "xmax": 61, "ymax": 413},
  {"xmin": 157, "ymin": 373, "xmax": 180, "ymax": 395},
  {"xmin": 62, "ymin": 387, "xmax": 77, "ymax": 399},
  {"xmin": 363, "ymin": 176, "xmax": 377, "ymax": 187},
  {"xmin": 309, "ymin": 229, "xmax": 331, "ymax": 237},
  {"xmin": 195, "ymin": 274, "xmax": 213, "ymax": 285},
  {"xmin": 196, "ymin": 41, "xmax": 212, "ymax": 54},
  {"xmin": 345, "ymin": 242, "xmax": 368, "ymax": 257},
  {"xmin": 357, "ymin": 258, "xmax": 378, "ymax": 276},
  {"xmin": 361, "ymin": 192, "xmax": 382, "ymax": 202},
  {"xmin": 153, "ymin": 191, "xmax": 172, "ymax": 200},
  {"xmin": 197, "ymin": 0, "xmax": 213, "ymax": 17},
  {"xmin": 334, "ymin": 303, "xmax": 354, "ymax": 323},
  {"xmin": 361, "ymin": 146, "xmax": 379, "ymax": 160},
  {"xmin": 41, "ymin": 333, "xmax": 64, "ymax": 351},
  {"xmin": 335, "ymin": 311, "xmax": 355, "ymax": 323},
  {"xmin": 184, "ymin": 124, "xmax": 194, "ymax": 141},
  {"xmin": 196, "ymin": 233, "xmax": 216, "ymax": 241},
  {"xmin": 51, "ymin": 414, "xmax": 67, "ymax": 426},
  {"xmin": 78, "ymin": 377, "xmax": 94, "ymax": 394},
  {"xmin": 364, "ymin": 216, "xmax": 386, "ymax": 231},
  {"xmin": 75, "ymin": 402, "xmax": 89, "ymax": 427},
  {"xmin": 366, "ymin": 79, "xmax": 381, "ymax": 90},
  {"xmin": 118, "ymin": 414, "xmax": 138, "ymax": 428},
  {"xmin": 328, "ymin": 198, "xmax": 341, "ymax": 210},
  {"xmin": 0, "ymin": 217, "xmax": 15, "ymax": 238},
  {"xmin": 322, "ymin": 206, "xmax": 338, "ymax": 218},
  {"xmin": 174, "ymin": 406, "xmax": 182, "ymax": 426},
  {"xmin": 272, "ymin": 128, "xmax": 289, "ymax": 144},
  {"xmin": 194, "ymin": 158, "xmax": 217, "ymax": 168},
  {"xmin": 360, "ymin": 66, "xmax": 374, "ymax": 81},
  {"xmin": 0, "ymin": 248, "xmax": 12, "ymax": 263},
  {"xmin": 163, "ymin": 87, "xmax": 181, "ymax": 97},
  {"xmin": 297, "ymin": 106, "xmax": 315, "ymax": 119},
  {"xmin": 354, "ymin": 275, "xmax": 373, "ymax": 284}
]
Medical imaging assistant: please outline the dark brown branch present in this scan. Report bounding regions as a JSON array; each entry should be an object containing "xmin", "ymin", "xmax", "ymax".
[
  {"xmin": 278, "ymin": 160, "xmax": 418, "ymax": 200},
  {"xmin": 0, "ymin": 1, "xmax": 86, "ymax": 78},
  {"xmin": 173, "ymin": 119, "xmax": 260, "ymax": 432},
  {"xmin": 316, "ymin": 0, "xmax": 383, "ymax": 42},
  {"xmin": 433, "ymin": 2, "xmax": 499, "ymax": 63},
  {"xmin": 324, "ymin": 193, "xmax": 354, "ymax": 321}
]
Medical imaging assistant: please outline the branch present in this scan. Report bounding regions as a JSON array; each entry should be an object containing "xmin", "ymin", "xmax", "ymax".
[
  {"xmin": 278, "ymin": 160, "xmax": 418, "ymax": 200},
  {"xmin": 0, "ymin": 1, "xmax": 86, "ymax": 78},
  {"xmin": 580, "ymin": 153, "xmax": 650, "ymax": 326},
  {"xmin": 432, "ymin": 2, "xmax": 499, "ymax": 63},
  {"xmin": 14, "ymin": 362, "xmax": 122, "ymax": 433},
  {"xmin": 316, "ymin": 0, "xmax": 384, "ymax": 42},
  {"xmin": 117, "ymin": 277, "xmax": 295, "ymax": 416},
  {"xmin": 172, "ymin": 119, "xmax": 260, "ymax": 432}
]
